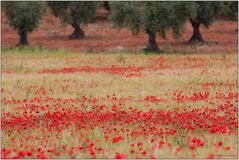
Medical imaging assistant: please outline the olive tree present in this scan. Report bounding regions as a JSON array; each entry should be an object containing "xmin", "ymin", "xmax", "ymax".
[
  {"xmin": 48, "ymin": 1, "xmax": 99, "ymax": 39},
  {"xmin": 2, "ymin": 1, "xmax": 46, "ymax": 46},
  {"xmin": 110, "ymin": 2, "xmax": 196, "ymax": 52},
  {"xmin": 188, "ymin": 2, "xmax": 225, "ymax": 43}
]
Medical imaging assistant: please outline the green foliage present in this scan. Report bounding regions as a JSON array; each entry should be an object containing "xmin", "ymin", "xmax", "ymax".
[
  {"xmin": 221, "ymin": 1, "xmax": 238, "ymax": 21},
  {"xmin": 2, "ymin": 1, "xmax": 46, "ymax": 35},
  {"xmin": 103, "ymin": 1, "xmax": 111, "ymax": 11},
  {"xmin": 193, "ymin": 2, "xmax": 226, "ymax": 28},
  {"xmin": 110, "ymin": 2, "xmax": 141, "ymax": 34},
  {"xmin": 110, "ymin": 2, "xmax": 196, "ymax": 38},
  {"xmin": 144, "ymin": 2, "xmax": 196, "ymax": 38},
  {"xmin": 48, "ymin": 2, "xmax": 99, "ymax": 26}
]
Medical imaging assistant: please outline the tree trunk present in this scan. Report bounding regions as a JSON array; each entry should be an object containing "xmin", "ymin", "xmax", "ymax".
[
  {"xmin": 17, "ymin": 32, "xmax": 28, "ymax": 46},
  {"xmin": 189, "ymin": 18, "xmax": 204, "ymax": 43},
  {"xmin": 145, "ymin": 31, "xmax": 160, "ymax": 52},
  {"xmin": 69, "ymin": 24, "xmax": 85, "ymax": 39}
]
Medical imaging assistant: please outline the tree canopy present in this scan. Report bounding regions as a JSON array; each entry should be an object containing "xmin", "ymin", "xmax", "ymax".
[
  {"xmin": 48, "ymin": 2, "xmax": 99, "ymax": 39},
  {"xmin": 110, "ymin": 2, "xmax": 196, "ymax": 52},
  {"xmin": 2, "ymin": 1, "xmax": 46, "ymax": 46},
  {"xmin": 222, "ymin": 1, "xmax": 238, "ymax": 21},
  {"xmin": 188, "ymin": 1, "xmax": 226, "ymax": 42}
]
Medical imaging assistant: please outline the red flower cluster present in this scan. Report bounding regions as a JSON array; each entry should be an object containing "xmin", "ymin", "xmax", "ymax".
[{"xmin": 38, "ymin": 65, "xmax": 144, "ymax": 77}]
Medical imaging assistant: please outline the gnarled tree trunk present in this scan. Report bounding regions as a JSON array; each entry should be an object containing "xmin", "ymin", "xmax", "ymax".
[
  {"xmin": 69, "ymin": 23, "xmax": 85, "ymax": 39},
  {"xmin": 188, "ymin": 18, "xmax": 204, "ymax": 43},
  {"xmin": 17, "ymin": 32, "xmax": 28, "ymax": 46},
  {"xmin": 145, "ymin": 31, "xmax": 160, "ymax": 52}
]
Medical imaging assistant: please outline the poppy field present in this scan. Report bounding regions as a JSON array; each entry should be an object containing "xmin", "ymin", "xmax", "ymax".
[{"xmin": 1, "ymin": 49, "xmax": 238, "ymax": 159}]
